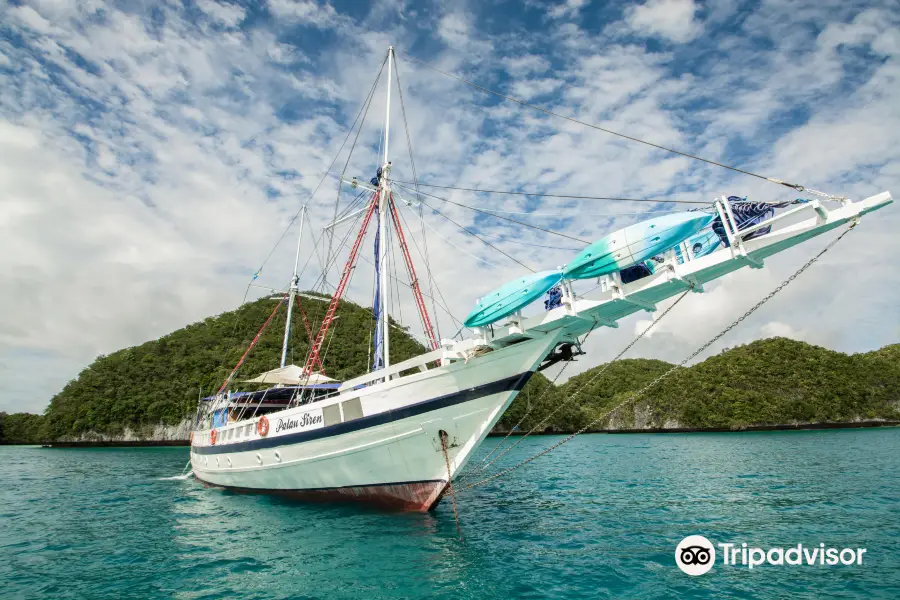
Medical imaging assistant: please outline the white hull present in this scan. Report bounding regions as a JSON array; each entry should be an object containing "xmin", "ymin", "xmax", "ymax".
[{"xmin": 191, "ymin": 334, "xmax": 560, "ymax": 510}]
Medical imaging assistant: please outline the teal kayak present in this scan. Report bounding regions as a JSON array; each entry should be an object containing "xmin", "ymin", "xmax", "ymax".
[
  {"xmin": 464, "ymin": 270, "xmax": 562, "ymax": 328},
  {"xmin": 564, "ymin": 212, "xmax": 714, "ymax": 280}
]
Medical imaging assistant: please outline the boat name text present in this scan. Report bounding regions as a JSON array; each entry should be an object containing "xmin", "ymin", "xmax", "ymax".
[{"xmin": 276, "ymin": 412, "xmax": 323, "ymax": 433}]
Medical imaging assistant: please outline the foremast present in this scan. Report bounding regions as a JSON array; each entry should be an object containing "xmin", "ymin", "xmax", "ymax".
[{"xmin": 280, "ymin": 205, "xmax": 306, "ymax": 368}]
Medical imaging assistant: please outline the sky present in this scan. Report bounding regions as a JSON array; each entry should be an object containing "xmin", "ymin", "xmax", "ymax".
[{"xmin": 1, "ymin": 0, "xmax": 898, "ymax": 414}]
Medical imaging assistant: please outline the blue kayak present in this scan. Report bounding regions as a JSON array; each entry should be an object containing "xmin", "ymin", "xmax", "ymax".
[
  {"xmin": 564, "ymin": 212, "xmax": 714, "ymax": 280},
  {"xmin": 464, "ymin": 270, "xmax": 562, "ymax": 328}
]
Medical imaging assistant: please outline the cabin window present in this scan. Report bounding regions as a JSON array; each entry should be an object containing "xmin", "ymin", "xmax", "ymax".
[
  {"xmin": 341, "ymin": 398, "xmax": 364, "ymax": 422},
  {"xmin": 322, "ymin": 403, "xmax": 342, "ymax": 427}
]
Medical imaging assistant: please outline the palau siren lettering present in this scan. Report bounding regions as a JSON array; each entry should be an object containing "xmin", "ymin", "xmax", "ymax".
[{"xmin": 275, "ymin": 412, "xmax": 323, "ymax": 433}]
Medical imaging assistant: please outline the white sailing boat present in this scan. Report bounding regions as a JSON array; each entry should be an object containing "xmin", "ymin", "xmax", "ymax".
[{"xmin": 190, "ymin": 46, "xmax": 893, "ymax": 511}]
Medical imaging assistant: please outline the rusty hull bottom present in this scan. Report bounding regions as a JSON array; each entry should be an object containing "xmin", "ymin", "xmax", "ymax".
[{"xmin": 195, "ymin": 475, "xmax": 448, "ymax": 512}]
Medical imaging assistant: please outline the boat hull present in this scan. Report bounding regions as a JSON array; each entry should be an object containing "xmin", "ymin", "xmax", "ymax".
[{"xmin": 191, "ymin": 334, "xmax": 561, "ymax": 511}]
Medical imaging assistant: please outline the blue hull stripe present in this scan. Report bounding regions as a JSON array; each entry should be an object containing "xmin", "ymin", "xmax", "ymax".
[{"xmin": 193, "ymin": 371, "xmax": 533, "ymax": 455}]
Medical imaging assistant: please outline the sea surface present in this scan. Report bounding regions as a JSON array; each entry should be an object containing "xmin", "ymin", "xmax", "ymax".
[{"xmin": 2, "ymin": 428, "xmax": 899, "ymax": 599}]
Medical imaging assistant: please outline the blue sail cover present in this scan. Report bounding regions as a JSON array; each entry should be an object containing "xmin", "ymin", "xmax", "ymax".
[{"xmin": 372, "ymin": 214, "xmax": 384, "ymax": 371}]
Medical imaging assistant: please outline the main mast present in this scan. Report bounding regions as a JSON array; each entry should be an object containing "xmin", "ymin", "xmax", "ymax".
[
  {"xmin": 377, "ymin": 47, "xmax": 393, "ymax": 378},
  {"xmin": 302, "ymin": 45, "xmax": 436, "ymax": 381}
]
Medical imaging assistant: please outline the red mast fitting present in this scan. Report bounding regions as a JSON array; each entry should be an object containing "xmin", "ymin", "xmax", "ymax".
[
  {"xmin": 303, "ymin": 196, "xmax": 379, "ymax": 376},
  {"xmin": 296, "ymin": 295, "xmax": 325, "ymax": 375},
  {"xmin": 388, "ymin": 194, "xmax": 439, "ymax": 350}
]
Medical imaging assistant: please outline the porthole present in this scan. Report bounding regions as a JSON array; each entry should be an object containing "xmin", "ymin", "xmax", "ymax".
[
  {"xmin": 274, "ymin": 451, "xmax": 282, "ymax": 463},
  {"xmin": 215, "ymin": 457, "xmax": 220, "ymax": 467},
  {"xmin": 227, "ymin": 456, "xmax": 232, "ymax": 467},
  {"xmin": 256, "ymin": 453, "xmax": 262, "ymax": 465}
]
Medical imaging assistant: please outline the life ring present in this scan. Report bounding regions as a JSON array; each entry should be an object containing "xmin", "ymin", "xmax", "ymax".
[
  {"xmin": 210, "ymin": 429, "xmax": 217, "ymax": 445},
  {"xmin": 257, "ymin": 415, "xmax": 270, "ymax": 437}
]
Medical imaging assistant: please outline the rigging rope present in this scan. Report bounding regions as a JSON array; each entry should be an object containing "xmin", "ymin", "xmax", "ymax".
[
  {"xmin": 459, "ymin": 222, "xmax": 857, "ymax": 492},
  {"xmin": 472, "ymin": 229, "xmax": 582, "ymax": 251},
  {"xmin": 398, "ymin": 53, "xmax": 808, "ymax": 192},
  {"xmin": 358, "ymin": 250, "xmax": 464, "ymax": 331},
  {"xmin": 393, "ymin": 181, "xmax": 714, "ymax": 205},
  {"xmin": 398, "ymin": 198, "xmax": 505, "ymax": 269},
  {"xmin": 415, "ymin": 196, "xmax": 537, "ymax": 272},
  {"xmin": 248, "ymin": 57, "xmax": 384, "ymax": 301},
  {"xmin": 394, "ymin": 54, "xmax": 443, "ymax": 342},
  {"xmin": 325, "ymin": 55, "xmax": 388, "ymax": 282},
  {"xmin": 456, "ymin": 331, "xmax": 586, "ymax": 484},
  {"xmin": 440, "ymin": 430, "xmax": 463, "ymax": 537},
  {"xmin": 393, "ymin": 193, "xmax": 466, "ymax": 331},
  {"xmin": 419, "ymin": 204, "xmax": 687, "ymax": 218},
  {"xmin": 396, "ymin": 183, "xmax": 591, "ymax": 244},
  {"xmin": 465, "ymin": 287, "xmax": 691, "ymax": 481},
  {"xmin": 217, "ymin": 298, "xmax": 285, "ymax": 394}
]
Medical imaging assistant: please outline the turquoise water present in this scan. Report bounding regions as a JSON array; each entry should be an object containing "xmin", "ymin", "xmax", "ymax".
[{"xmin": 2, "ymin": 429, "xmax": 899, "ymax": 599}]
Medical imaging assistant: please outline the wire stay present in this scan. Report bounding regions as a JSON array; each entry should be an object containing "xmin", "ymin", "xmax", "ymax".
[
  {"xmin": 395, "ymin": 183, "xmax": 591, "ymax": 244},
  {"xmin": 399, "ymin": 52, "xmax": 809, "ymax": 192},
  {"xmin": 393, "ymin": 180, "xmax": 714, "ymax": 205}
]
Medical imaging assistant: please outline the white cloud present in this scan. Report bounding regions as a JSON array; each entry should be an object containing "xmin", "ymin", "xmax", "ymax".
[
  {"xmin": 760, "ymin": 321, "xmax": 803, "ymax": 340},
  {"xmin": 196, "ymin": 0, "xmax": 246, "ymax": 28},
  {"xmin": 505, "ymin": 54, "xmax": 551, "ymax": 77},
  {"xmin": 625, "ymin": 0, "xmax": 703, "ymax": 43},
  {"xmin": 437, "ymin": 13, "xmax": 471, "ymax": 47},
  {"xmin": 267, "ymin": 0, "xmax": 343, "ymax": 28},
  {"xmin": 548, "ymin": 0, "xmax": 589, "ymax": 20},
  {"xmin": 510, "ymin": 77, "xmax": 563, "ymax": 99}
]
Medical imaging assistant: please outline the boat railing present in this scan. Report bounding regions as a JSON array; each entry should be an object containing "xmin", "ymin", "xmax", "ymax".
[
  {"xmin": 714, "ymin": 196, "xmax": 831, "ymax": 262},
  {"xmin": 337, "ymin": 342, "xmax": 478, "ymax": 391}
]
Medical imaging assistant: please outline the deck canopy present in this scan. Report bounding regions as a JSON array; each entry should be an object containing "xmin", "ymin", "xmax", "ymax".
[{"xmin": 242, "ymin": 364, "xmax": 336, "ymax": 386}]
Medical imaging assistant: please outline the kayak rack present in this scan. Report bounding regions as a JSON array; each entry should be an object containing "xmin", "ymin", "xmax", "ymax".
[{"xmin": 475, "ymin": 191, "xmax": 893, "ymax": 350}]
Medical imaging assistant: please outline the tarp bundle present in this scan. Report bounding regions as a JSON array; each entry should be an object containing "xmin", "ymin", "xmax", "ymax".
[
  {"xmin": 712, "ymin": 197, "xmax": 800, "ymax": 247},
  {"xmin": 242, "ymin": 365, "xmax": 336, "ymax": 386}
]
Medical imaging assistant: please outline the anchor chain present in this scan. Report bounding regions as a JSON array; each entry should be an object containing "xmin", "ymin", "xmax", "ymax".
[
  {"xmin": 463, "ymin": 285, "xmax": 693, "ymax": 481},
  {"xmin": 456, "ymin": 332, "xmax": 586, "ymax": 483},
  {"xmin": 459, "ymin": 223, "xmax": 856, "ymax": 492},
  {"xmin": 440, "ymin": 430, "xmax": 463, "ymax": 537}
]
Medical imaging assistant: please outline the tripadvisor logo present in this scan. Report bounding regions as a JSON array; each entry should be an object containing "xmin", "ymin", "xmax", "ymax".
[
  {"xmin": 676, "ymin": 535, "xmax": 716, "ymax": 576},
  {"xmin": 675, "ymin": 535, "xmax": 867, "ymax": 575}
]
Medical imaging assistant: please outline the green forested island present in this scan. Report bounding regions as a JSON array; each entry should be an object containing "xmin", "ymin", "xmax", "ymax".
[{"xmin": 2, "ymin": 296, "xmax": 898, "ymax": 444}]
